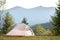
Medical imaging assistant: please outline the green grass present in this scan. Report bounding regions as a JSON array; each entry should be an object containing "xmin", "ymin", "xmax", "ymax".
[{"xmin": 0, "ymin": 35, "xmax": 60, "ymax": 40}]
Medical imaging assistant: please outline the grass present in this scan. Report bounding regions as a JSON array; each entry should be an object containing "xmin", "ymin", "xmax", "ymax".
[{"xmin": 0, "ymin": 35, "xmax": 60, "ymax": 40}]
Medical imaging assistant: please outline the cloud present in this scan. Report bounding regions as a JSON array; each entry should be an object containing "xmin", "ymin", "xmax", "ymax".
[{"xmin": 6, "ymin": 0, "xmax": 57, "ymax": 9}]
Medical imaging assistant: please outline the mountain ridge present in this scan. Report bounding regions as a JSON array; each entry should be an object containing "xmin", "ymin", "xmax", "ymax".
[
  {"xmin": 6, "ymin": 6, "xmax": 55, "ymax": 10},
  {"xmin": 5, "ymin": 6, "xmax": 55, "ymax": 25}
]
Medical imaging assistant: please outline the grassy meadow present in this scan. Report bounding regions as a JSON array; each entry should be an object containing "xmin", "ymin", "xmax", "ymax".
[{"xmin": 0, "ymin": 35, "xmax": 60, "ymax": 40}]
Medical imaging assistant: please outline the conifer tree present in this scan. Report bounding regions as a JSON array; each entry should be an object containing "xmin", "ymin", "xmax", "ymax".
[
  {"xmin": 51, "ymin": 0, "xmax": 60, "ymax": 35},
  {"xmin": 21, "ymin": 18, "xmax": 28, "ymax": 25},
  {"xmin": 2, "ymin": 12, "xmax": 14, "ymax": 34}
]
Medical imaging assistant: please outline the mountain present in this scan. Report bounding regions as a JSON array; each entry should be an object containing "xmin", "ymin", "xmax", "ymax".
[{"xmin": 5, "ymin": 6, "xmax": 55, "ymax": 25}]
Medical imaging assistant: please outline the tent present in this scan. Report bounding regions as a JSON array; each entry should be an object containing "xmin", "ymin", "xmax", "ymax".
[{"xmin": 6, "ymin": 23, "xmax": 35, "ymax": 36}]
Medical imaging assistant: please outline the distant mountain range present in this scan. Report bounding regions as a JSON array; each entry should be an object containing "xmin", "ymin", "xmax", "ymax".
[{"xmin": 5, "ymin": 6, "xmax": 55, "ymax": 25}]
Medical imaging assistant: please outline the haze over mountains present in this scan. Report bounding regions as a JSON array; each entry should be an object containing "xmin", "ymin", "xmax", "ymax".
[{"xmin": 5, "ymin": 6, "xmax": 55, "ymax": 25}]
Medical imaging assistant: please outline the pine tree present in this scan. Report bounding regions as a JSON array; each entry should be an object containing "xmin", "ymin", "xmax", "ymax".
[
  {"xmin": 51, "ymin": 0, "xmax": 60, "ymax": 35},
  {"xmin": 21, "ymin": 18, "xmax": 28, "ymax": 25},
  {"xmin": 2, "ymin": 12, "xmax": 14, "ymax": 34}
]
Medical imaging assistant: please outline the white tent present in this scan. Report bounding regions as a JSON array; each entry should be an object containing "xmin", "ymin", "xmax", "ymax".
[{"xmin": 6, "ymin": 23, "xmax": 35, "ymax": 36}]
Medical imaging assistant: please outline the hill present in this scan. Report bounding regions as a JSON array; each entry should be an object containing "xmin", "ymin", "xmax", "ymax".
[{"xmin": 31, "ymin": 22, "xmax": 53, "ymax": 30}]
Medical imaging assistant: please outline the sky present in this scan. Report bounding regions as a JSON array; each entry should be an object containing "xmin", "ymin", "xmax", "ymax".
[{"xmin": 6, "ymin": 0, "xmax": 58, "ymax": 9}]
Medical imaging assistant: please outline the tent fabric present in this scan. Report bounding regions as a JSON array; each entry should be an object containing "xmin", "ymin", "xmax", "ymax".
[{"xmin": 6, "ymin": 23, "xmax": 35, "ymax": 36}]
